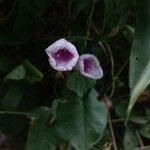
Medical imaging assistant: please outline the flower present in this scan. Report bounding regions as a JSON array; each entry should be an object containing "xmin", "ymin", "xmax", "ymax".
[
  {"xmin": 45, "ymin": 38, "xmax": 79, "ymax": 71},
  {"xmin": 77, "ymin": 54, "xmax": 103, "ymax": 79}
]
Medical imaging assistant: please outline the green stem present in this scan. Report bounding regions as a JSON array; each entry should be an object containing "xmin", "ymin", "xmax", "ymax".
[
  {"xmin": 136, "ymin": 130, "xmax": 144, "ymax": 148},
  {"xmin": 111, "ymin": 118, "xmax": 125, "ymax": 123},
  {"xmin": 108, "ymin": 113, "xmax": 118, "ymax": 150},
  {"xmin": 0, "ymin": 110, "xmax": 28, "ymax": 116}
]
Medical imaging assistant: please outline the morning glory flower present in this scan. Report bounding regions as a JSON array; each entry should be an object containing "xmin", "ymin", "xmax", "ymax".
[
  {"xmin": 45, "ymin": 39, "xmax": 79, "ymax": 71},
  {"xmin": 77, "ymin": 54, "xmax": 103, "ymax": 79}
]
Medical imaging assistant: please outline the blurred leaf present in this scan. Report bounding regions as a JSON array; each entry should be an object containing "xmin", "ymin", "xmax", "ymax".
[
  {"xmin": 0, "ymin": 0, "xmax": 54, "ymax": 44},
  {"xmin": 127, "ymin": 0, "xmax": 150, "ymax": 119},
  {"xmin": 13, "ymin": 5, "xmax": 36, "ymax": 43},
  {"xmin": 23, "ymin": 60, "xmax": 43, "ymax": 83},
  {"xmin": 67, "ymin": 72, "xmax": 96, "ymax": 97},
  {"xmin": 3, "ymin": 85, "xmax": 23, "ymax": 110},
  {"xmin": 13, "ymin": 0, "xmax": 54, "ymax": 43},
  {"xmin": 55, "ymin": 89, "xmax": 107, "ymax": 150},
  {"xmin": 16, "ymin": 0, "xmax": 54, "ymax": 15},
  {"xmin": 0, "ymin": 115, "xmax": 25, "ymax": 135},
  {"xmin": 104, "ymin": 0, "xmax": 128, "ymax": 30},
  {"xmin": 0, "ymin": 28, "xmax": 16, "ymax": 45},
  {"xmin": 5, "ymin": 65, "xmax": 26, "ymax": 81},
  {"xmin": 0, "ymin": 56, "xmax": 16, "ymax": 73},
  {"xmin": 70, "ymin": 21, "xmax": 87, "ymax": 50},
  {"xmin": 123, "ymin": 127, "xmax": 139, "ymax": 150},
  {"xmin": 140, "ymin": 124, "xmax": 150, "ymax": 139},
  {"xmin": 75, "ymin": 0, "xmax": 90, "ymax": 14}
]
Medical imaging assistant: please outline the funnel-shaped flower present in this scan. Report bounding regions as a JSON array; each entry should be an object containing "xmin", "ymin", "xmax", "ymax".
[
  {"xmin": 78, "ymin": 54, "xmax": 103, "ymax": 79},
  {"xmin": 45, "ymin": 39, "xmax": 79, "ymax": 71}
]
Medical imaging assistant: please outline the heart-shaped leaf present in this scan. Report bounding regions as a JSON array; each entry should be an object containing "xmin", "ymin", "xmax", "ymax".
[{"xmin": 54, "ymin": 89, "xmax": 107, "ymax": 150}]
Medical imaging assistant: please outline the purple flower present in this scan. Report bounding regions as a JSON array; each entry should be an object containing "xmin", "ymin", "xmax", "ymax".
[
  {"xmin": 45, "ymin": 39, "xmax": 79, "ymax": 71},
  {"xmin": 77, "ymin": 54, "xmax": 103, "ymax": 79}
]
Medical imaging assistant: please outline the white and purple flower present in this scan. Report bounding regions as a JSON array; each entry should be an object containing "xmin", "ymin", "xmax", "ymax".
[
  {"xmin": 77, "ymin": 54, "xmax": 103, "ymax": 79},
  {"xmin": 45, "ymin": 39, "xmax": 79, "ymax": 71}
]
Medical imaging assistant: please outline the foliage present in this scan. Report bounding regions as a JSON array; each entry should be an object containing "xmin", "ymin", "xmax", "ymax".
[{"xmin": 0, "ymin": 0, "xmax": 149, "ymax": 150}]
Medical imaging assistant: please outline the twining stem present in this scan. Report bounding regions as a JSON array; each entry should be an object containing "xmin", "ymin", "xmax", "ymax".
[
  {"xmin": 116, "ymin": 59, "xmax": 129, "ymax": 77},
  {"xmin": 108, "ymin": 112, "xmax": 118, "ymax": 150},
  {"xmin": 83, "ymin": 0, "xmax": 95, "ymax": 49},
  {"xmin": 104, "ymin": 42, "xmax": 115, "ymax": 98}
]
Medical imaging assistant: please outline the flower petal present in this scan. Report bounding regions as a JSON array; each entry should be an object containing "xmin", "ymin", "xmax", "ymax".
[
  {"xmin": 45, "ymin": 39, "xmax": 79, "ymax": 71},
  {"xmin": 78, "ymin": 54, "xmax": 103, "ymax": 79}
]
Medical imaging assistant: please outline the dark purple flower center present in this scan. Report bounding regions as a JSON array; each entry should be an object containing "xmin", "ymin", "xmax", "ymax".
[
  {"xmin": 84, "ymin": 58, "xmax": 93, "ymax": 73},
  {"xmin": 52, "ymin": 49, "xmax": 74, "ymax": 64}
]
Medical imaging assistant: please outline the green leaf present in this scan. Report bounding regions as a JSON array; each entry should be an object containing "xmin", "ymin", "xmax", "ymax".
[
  {"xmin": 26, "ymin": 107, "xmax": 60, "ymax": 150},
  {"xmin": 140, "ymin": 124, "xmax": 150, "ymax": 139},
  {"xmin": 127, "ymin": 0, "xmax": 150, "ymax": 119},
  {"xmin": 23, "ymin": 60, "xmax": 43, "ymax": 83},
  {"xmin": 67, "ymin": 72, "xmax": 96, "ymax": 97},
  {"xmin": 27, "ymin": 121, "xmax": 56, "ymax": 150},
  {"xmin": 5, "ymin": 60, "xmax": 43, "ymax": 83},
  {"xmin": 123, "ymin": 127, "xmax": 139, "ymax": 150},
  {"xmin": 5, "ymin": 65, "xmax": 26, "ymax": 81},
  {"xmin": 3, "ymin": 85, "xmax": 23, "ymax": 110},
  {"xmin": 114, "ymin": 100, "xmax": 128, "ymax": 117},
  {"xmin": 55, "ymin": 89, "xmax": 107, "ymax": 150}
]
